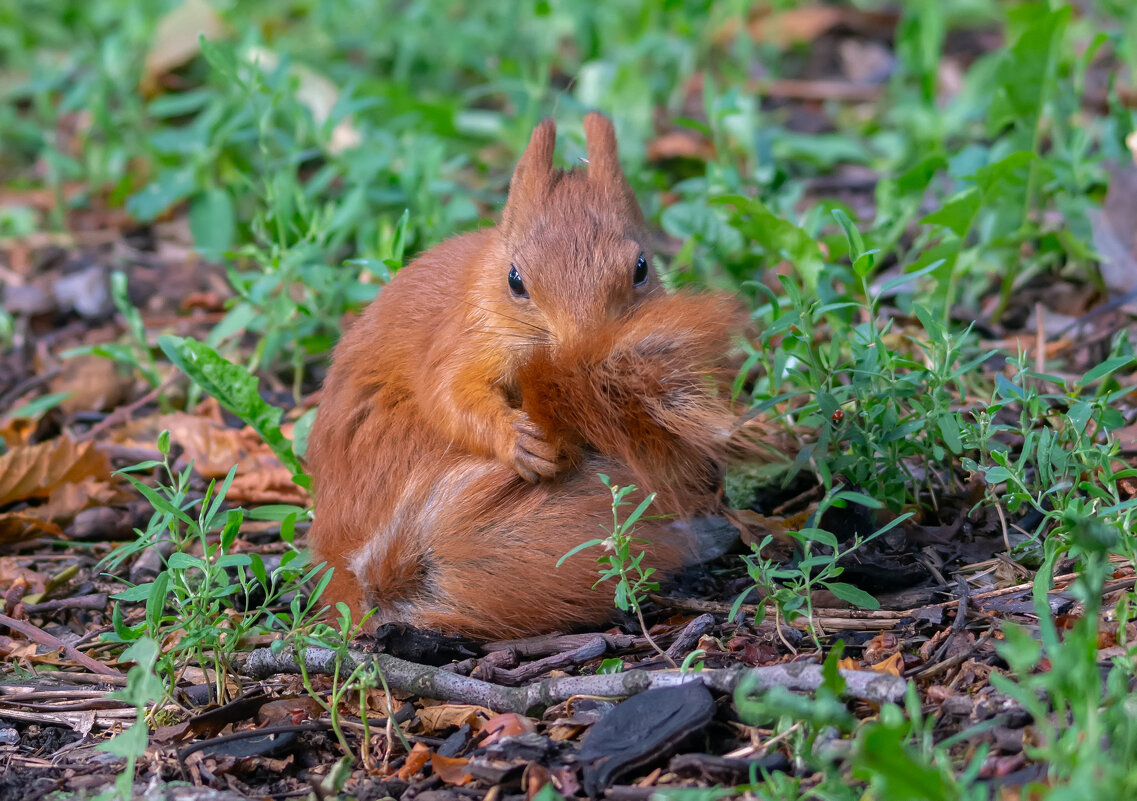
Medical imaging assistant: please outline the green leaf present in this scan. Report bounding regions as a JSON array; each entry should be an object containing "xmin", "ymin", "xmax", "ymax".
[
  {"xmin": 831, "ymin": 208, "xmax": 874, "ymax": 275},
  {"xmin": 126, "ymin": 167, "xmax": 196, "ymax": 222},
  {"xmin": 97, "ymin": 718, "xmax": 150, "ymax": 759},
  {"xmin": 920, "ymin": 187, "xmax": 980, "ymax": 238},
  {"xmin": 987, "ymin": 6, "xmax": 1070, "ymax": 135},
  {"xmin": 823, "ymin": 582, "xmax": 880, "ymax": 610},
  {"xmin": 292, "ymin": 408, "xmax": 318, "ymax": 459},
  {"xmin": 167, "ymin": 552, "xmax": 206, "ymax": 570},
  {"xmin": 714, "ymin": 195, "xmax": 825, "ymax": 289},
  {"xmin": 853, "ymin": 721, "xmax": 952, "ymax": 801},
  {"xmin": 158, "ymin": 335, "xmax": 306, "ymax": 481},
  {"xmin": 113, "ymin": 582, "xmax": 156, "ymax": 602},
  {"xmin": 994, "ymin": 373, "xmax": 1025, "ymax": 400},
  {"xmin": 189, "ymin": 188, "xmax": 236, "ymax": 259},
  {"xmin": 248, "ymin": 504, "xmax": 308, "ymax": 521},
  {"xmin": 1078, "ymin": 356, "xmax": 1135, "ymax": 386},
  {"xmin": 7, "ymin": 392, "xmax": 72, "ymax": 419},
  {"xmin": 145, "ymin": 572, "xmax": 170, "ymax": 635},
  {"xmin": 557, "ymin": 539, "xmax": 605, "ymax": 567},
  {"xmin": 936, "ymin": 413, "xmax": 962, "ymax": 455}
]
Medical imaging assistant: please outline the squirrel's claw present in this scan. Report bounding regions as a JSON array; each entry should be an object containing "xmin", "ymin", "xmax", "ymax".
[{"xmin": 509, "ymin": 414, "xmax": 560, "ymax": 482}]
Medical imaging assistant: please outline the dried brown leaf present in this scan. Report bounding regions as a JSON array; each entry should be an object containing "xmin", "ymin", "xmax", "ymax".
[
  {"xmin": 0, "ymin": 437, "xmax": 112, "ymax": 507},
  {"xmin": 417, "ymin": 704, "xmax": 494, "ymax": 734},
  {"xmin": 748, "ymin": 6, "xmax": 844, "ymax": 48},
  {"xmin": 431, "ymin": 753, "xmax": 474, "ymax": 786},
  {"xmin": 481, "ymin": 712, "xmax": 538, "ymax": 746},
  {"xmin": 646, "ymin": 132, "xmax": 715, "ymax": 162},
  {"xmin": 397, "ymin": 742, "xmax": 432, "ymax": 781},
  {"xmin": 49, "ymin": 355, "xmax": 134, "ymax": 415},
  {"xmin": 143, "ymin": 0, "xmax": 227, "ymax": 91}
]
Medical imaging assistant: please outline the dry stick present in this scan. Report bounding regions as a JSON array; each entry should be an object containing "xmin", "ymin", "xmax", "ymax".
[
  {"xmin": 0, "ymin": 612, "xmax": 122, "ymax": 677},
  {"xmin": 663, "ymin": 613, "xmax": 715, "ymax": 662},
  {"xmin": 652, "ymin": 570, "xmax": 1136, "ymax": 625},
  {"xmin": 748, "ymin": 78, "xmax": 883, "ymax": 103},
  {"xmin": 74, "ymin": 372, "xmax": 180, "ymax": 442},
  {"xmin": 23, "ymin": 594, "xmax": 108, "ymax": 614},
  {"xmin": 910, "ymin": 630, "xmax": 996, "ymax": 680},
  {"xmin": 490, "ymin": 636, "xmax": 609, "ymax": 686},
  {"xmin": 237, "ymin": 647, "xmax": 907, "ymax": 711}
]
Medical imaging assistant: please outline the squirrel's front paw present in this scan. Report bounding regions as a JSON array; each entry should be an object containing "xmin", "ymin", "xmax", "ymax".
[{"xmin": 506, "ymin": 412, "xmax": 560, "ymax": 483}]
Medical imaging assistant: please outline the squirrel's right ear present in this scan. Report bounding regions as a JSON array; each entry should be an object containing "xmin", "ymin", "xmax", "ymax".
[{"xmin": 502, "ymin": 118, "xmax": 556, "ymax": 235}]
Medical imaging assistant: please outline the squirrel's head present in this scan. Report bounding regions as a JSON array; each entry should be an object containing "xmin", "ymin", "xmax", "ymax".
[{"xmin": 488, "ymin": 113, "xmax": 661, "ymax": 346}]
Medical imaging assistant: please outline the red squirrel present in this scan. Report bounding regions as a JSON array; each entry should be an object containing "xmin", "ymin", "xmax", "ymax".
[{"xmin": 306, "ymin": 114, "xmax": 748, "ymax": 639}]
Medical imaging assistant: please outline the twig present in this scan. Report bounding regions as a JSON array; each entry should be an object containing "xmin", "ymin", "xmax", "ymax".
[
  {"xmin": 664, "ymin": 613, "xmax": 715, "ymax": 662},
  {"xmin": 74, "ymin": 373, "xmax": 180, "ymax": 442},
  {"xmin": 0, "ymin": 368, "xmax": 62, "ymax": 412},
  {"xmin": 176, "ymin": 721, "xmax": 334, "ymax": 780},
  {"xmin": 237, "ymin": 647, "xmax": 907, "ymax": 711},
  {"xmin": 23, "ymin": 594, "xmax": 108, "ymax": 614},
  {"xmin": 0, "ymin": 612, "xmax": 122, "ymax": 677},
  {"xmin": 653, "ymin": 569, "xmax": 1130, "ymax": 624},
  {"xmin": 910, "ymin": 630, "xmax": 996, "ymax": 680},
  {"xmin": 748, "ymin": 78, "xmax": 883, "ymax": 103},
  {"xmin": 489, "ymin": 636, "xmax": 608, "ymax": 686},
  {"xmin": 484, "ymin": 631, "xmax": 636, "ymax": 657}
]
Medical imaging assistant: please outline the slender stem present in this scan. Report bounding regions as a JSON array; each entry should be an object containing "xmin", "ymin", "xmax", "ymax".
[{"xmin": 633, "ymin": 601, "xmax": 677, "ymax": 668}]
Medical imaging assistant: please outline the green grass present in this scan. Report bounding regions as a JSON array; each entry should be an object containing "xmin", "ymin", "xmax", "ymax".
[{"xmin": 4, "ymin": 0, "xmax": 1137, "ymax": 798}]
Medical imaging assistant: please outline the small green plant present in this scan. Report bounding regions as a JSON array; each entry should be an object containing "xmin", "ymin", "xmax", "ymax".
[
  {"xmin": 96, "ymin": 637, "xmax": 163, "ymax": 801},
  {"xmin": 103, "ymin": 431, "xmax": 326, "ymax": 704},
  {"xmin": 730, "ymin": 488, "xmax": 905, "ymax": 649},
  {"xmin": 559, "ymin": 474, "xmax": 673, "ymax": 665},
  {"xmin": 992, "ymin": 518, "xmax": 1137, "ymax": 795},
  {"xmin": 290, "ymin": 602, "xmax": 410, "ymax": 767}
]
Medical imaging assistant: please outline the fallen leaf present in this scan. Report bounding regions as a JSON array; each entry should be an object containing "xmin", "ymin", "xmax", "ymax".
[
  {"xmin": 0, "ymin": 437, "xmax": 113, "ymax": 507},
  {"xmin": 748, "ymin": 6, "xmax": 845, "ymax": 48},
  {"xmin": 646, "ymin": 131, "xmax": 715, "ymax": 162},
  {"xmin": 143, "ymin": 0, "xmax": 227, "ymax": 91},
  {"xmin": 256, "ymin": 697, "xmax": 325, "ymax": 726},
  {"xmin": 431, "ymin": 753, "xmax": 474, "ymax": 786},
  {"xmin": 417, "ymin": 704, "xmax": 495, "ymax": 734},
  {"xmin": 49, "ymin": 355, "xmax": 134, "ymax": 415},
  {"xmin": 729, "ymin": 507, "xmax": 813, "ymax": 549},
  {"xmin": 226, "ymin": 467, "xmax": 310, "ymax": 505},
  {"xmin": 116, "ymin": 412, "xmax": 254, "ymax": 478},
  {"xmin": 242, "ymin": 46, "xmax": 361, "ymax": 154},
  {"xmin": 0, "ymin": 417, "xmax": 36, "ymax": 448},
  {"xmin": 480, "ymin": 712, "xmax": 538, "ymax": 746},
  {"xmin": 1092, "ymin": 165, "xmax": 1137, "ymax": 296},
  {"xmin": 862, "ymin": 632, "xmax": 900, "ymax": 665},
  {"xmin": 0, "ymin": 512, "xmax": 66, "ymax": 544},
  {"xmin": 397, "ymin": 742, "xmax": 432, "ymax": 781},
  {"xmin": 868, "ymin": 652, "xmax": 903, "ymax": 677}
]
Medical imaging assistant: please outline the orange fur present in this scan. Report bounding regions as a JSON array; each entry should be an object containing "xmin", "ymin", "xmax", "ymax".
[{"xmin": 306, "ymin": 114, "xmax": 747, "ymax": 639}]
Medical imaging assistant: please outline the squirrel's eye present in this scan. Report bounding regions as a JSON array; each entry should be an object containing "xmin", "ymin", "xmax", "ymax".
[
  {"xmin": 508, "ymin": 264, "xmax": 528, "ymax": 298},
  {"xmin": 633, "ymin": 254, "xmax": 649, "ymax": 286}
]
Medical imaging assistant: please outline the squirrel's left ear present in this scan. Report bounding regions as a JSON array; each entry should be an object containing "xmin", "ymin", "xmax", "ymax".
[
  {"xmin": 584, "ymin": 112, "xmax": 643, "ymax": 223},
  {"xmin": 502, "ymin": 118, "xmax": 556, "ymax": 237}
]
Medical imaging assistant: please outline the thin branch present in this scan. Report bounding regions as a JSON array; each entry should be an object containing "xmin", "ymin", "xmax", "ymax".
[{"xmin": 237, "ymin": 647, "xmax": 907, "ymax": 712}]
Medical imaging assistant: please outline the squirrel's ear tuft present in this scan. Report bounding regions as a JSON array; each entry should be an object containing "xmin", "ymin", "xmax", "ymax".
[
  {"xmin": 584, "ymin": 112, "xmax": 644, "ymax": 224},
  {"xmin": 583, "ymin": 112, "xmax": 621, "ymax": 184},
  {"xmin": 502, "ymin": 118, "xmax": 556, "ymax": 235}
]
